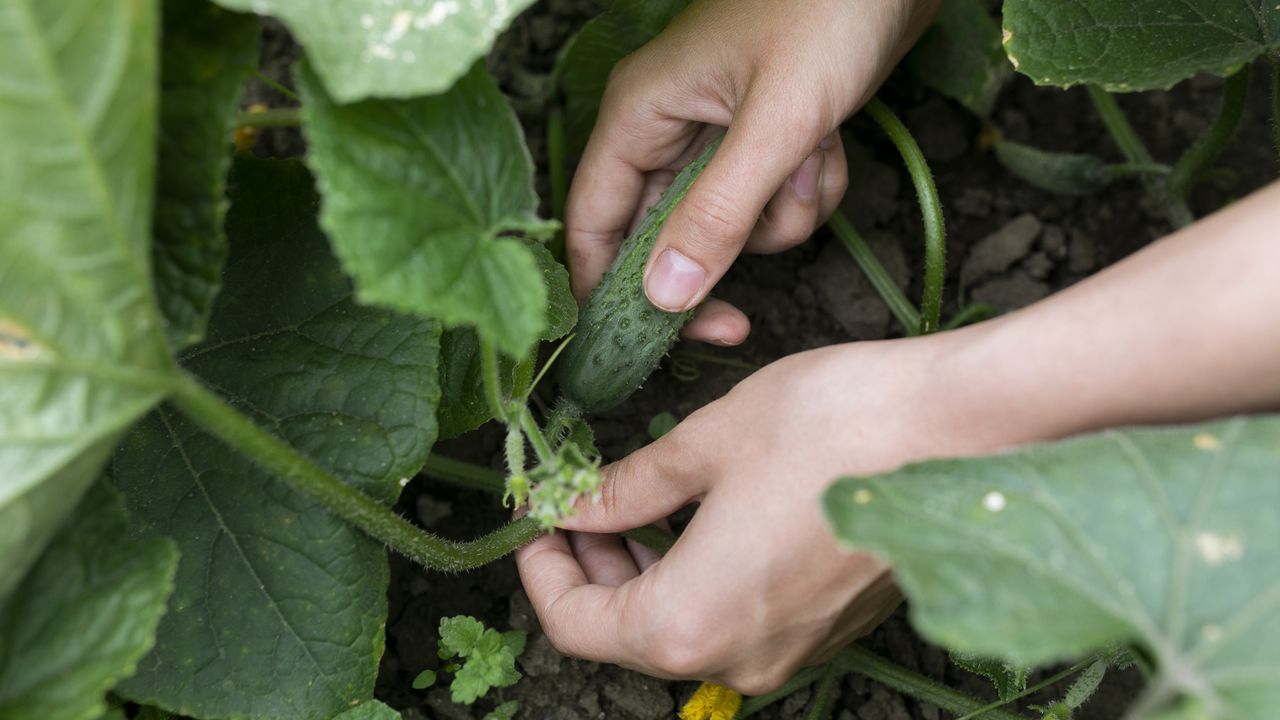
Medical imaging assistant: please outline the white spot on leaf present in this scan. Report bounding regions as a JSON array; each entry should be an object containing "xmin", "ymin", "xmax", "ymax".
[
  {"xmin": 982, "ymin": 491, "xmax": 1007, "ymax": 512},
  {"xmin": 1193, "ymin": 433, "xmax": 1222, "ymax": 451},
  {"xmin": 1201, "ymin": 624, "xmax": 1223, "ymax": 642},
  {"xmin": 853, "ymin": 489, "xmax": 872, "ymax": 505},
  {"xmin": 1195, "ymin": 531, "xmax": 1244, "ymax": 565}
]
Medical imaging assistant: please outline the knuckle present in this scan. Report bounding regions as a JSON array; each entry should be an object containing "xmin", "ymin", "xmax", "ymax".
[
  {"xmin": 726, "ymin": 668, "xmax": 790, "ymax": 696},
  {"xmin": 649, "ymin": 636, "xmax": 711, "ymax": 678},
  {"xmin": 680, "ymin": 189, "xmax": 750, "ymax": 254}
]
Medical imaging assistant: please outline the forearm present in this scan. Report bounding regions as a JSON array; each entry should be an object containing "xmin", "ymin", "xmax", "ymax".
[{"xmin": 940, "ymin": 180, "xmax": 1280, "ymax": 447}]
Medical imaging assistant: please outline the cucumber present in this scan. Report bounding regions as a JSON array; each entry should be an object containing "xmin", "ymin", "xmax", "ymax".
[{"xmin": 556, "ymin": 137, "xmax": 722, "ymax": 414}]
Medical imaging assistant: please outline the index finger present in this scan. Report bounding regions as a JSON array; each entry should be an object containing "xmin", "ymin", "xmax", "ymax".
[{"xmin": 514, "ymin": 529, "xmax": 638, "ymax": 664}]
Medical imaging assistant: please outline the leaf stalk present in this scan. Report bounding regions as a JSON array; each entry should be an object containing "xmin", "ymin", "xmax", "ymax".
[
  {"xmin": 864, "ymin": 98, "xmax": 946, "ymax": 335},
  {"xmin": 1168, "ymin": 70, "xmax": 1249, "ymax": 199}
]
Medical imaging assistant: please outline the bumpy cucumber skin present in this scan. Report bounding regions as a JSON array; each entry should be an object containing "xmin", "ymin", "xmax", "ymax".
[{"xmin": 557, "ymin": 138, "xmax": 722, "ymax": 414}]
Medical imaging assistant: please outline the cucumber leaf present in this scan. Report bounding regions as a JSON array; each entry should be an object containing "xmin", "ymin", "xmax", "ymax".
[
  {"xmin": 113, "ymin": 159, "xmax": 441, "ymax": 719},
  {"xmin": 1002, "ymin": 1, "xmax": 1280, "ymax": 91},
  {"xmin": 209, "ymin": 0, "xmax": 536, "ymax": 102},
  {"xmin": 0, "ymin": 0, "xmax": 173, "ymax": 599},
  {"xmin": 0, "ymin": 484, "xmax": 177, "ymax": 720},
  {"xmin": 436, "ymin": 241, "xmax": 573, "ymax": 439},
  {"xmin": 300, "ymin": 61, "xmax": 556, "ymax": 359},
  {"xmin": 333, "ymin": 701, "xmax": 401, "ymax": 720},
  {"xmin": 555, "ymin": 0, "xmax": 690, "ymax": 155},
  {"xmin": 905, "ymin": 0, "xmax": 1011, "ymax": 117},
  {"xmin": 825, "ymin": 416, "xmax": 1280, "ymax": 719},
  {"xmin": 152, "ymin": 0, "xmax": 258, "ymax": 350}
]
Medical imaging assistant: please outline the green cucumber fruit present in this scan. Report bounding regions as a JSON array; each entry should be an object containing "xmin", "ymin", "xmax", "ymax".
[{"xmin": 556, "ymin": 137, "xmax": 722, "ymax": 414}]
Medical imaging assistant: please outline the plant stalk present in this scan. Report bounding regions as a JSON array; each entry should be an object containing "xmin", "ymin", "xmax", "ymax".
[
  {"xmin": 479, "ymin": 338, "xmax": 511, "ymax": 422},
  {"xmin": 827, "ymin": 209, "xmax": 922, "ymax": 335},
  {"xmin": 837, "ymin": 645, "xmax": 1027, "ymax": 720},
  {"xmin": 171, "ymin": 373, "xmax": 541, "ymax": 572},
  {"xmin": 1168, "ymin": 70, "xmax": 1249, "ymax": 199},
  {"xmin": 804, "ymin": 663, "xmax": 842, "ymax": 720},
  {"xmin": 1086, "ymin": 86, "xmax": 1194, "ymax": 228},
  {"xmin": 953, "ymin": 656, "xmax": 1097, "ymax": 720},
  {"xmin": 234, "ymin": 108, "xmax": 301, "ymax": 129},
  {"xmin": 864, "ymin": 97, "xmax": 946, "ymax": 335}
]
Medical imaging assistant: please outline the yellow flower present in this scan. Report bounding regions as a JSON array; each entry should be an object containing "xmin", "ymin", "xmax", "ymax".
[{"xmin": 679, "ymin": 682, "xmax": 742, "ymax": 720}]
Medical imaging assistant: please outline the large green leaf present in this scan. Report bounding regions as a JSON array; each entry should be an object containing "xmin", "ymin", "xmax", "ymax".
[
  {"xmin": 905, "ymin": 0, "xmax": 1011, "ymax": 117},
  {"xmin": 114, "ymin": 158, "xmax": 441, "ymax": 720},
  {"xmin": 300, "ymin": 61, "xmax": 557, "ymax": 358},
  {"xmin": 0, "ymin": 483, "xmax": 177, "ymax": 720},
  {"xmin": 333, "ymin": 701, "xmax": 401, "ymax": 720},
  {"xmin": 825, "ymin": 416, "xmax": 1280, "ymax": 719},
  {"xmin": 1002, "ymin": 1, "xmax": 1280, "ymax": 91},
  {"xmin": 152, "ymin": 0, "xmax": 258, "ymax": 350},
  {"xmin": 555, "ymin": 0, "xmax": 689, "ymax": 155},
  {"xmin": 436, "ymin": 241, "xmax": 574, "ymax": 439},
  {"xmin": 0, "ymin": 0, "xmax": 173, "ymax": 598},
  {"xmin": 209, "ymin": 0, "xmax": 535, "ymax": 102}
]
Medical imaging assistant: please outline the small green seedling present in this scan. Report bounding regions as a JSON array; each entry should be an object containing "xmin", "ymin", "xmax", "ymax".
[{"xmin": 433, "ymin": 616, "xmax": 526, "ymax": 705}]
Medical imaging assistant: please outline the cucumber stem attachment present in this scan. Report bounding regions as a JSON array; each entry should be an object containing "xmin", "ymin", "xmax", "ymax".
[{"xmin": 864, "ymin": 98, "xmax": 946, "ymax": 335}]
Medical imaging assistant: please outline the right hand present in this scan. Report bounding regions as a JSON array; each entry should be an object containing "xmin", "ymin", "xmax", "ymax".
[{"xmin": 565, "ymin": 0, "xmax": 941, "ymax": 344}]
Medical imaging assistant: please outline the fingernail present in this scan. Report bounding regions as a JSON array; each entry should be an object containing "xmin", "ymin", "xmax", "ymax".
[
  {"xmin": 646, "ymin": 249, "xmax": 706, "ymax": 311},
  {"xmin": 819, "ymin": 131, "xmax": 837, "ymax": 150},
  {"xmin": 789, "ymin": 151, "xmax": 823, "ymax": 201}
]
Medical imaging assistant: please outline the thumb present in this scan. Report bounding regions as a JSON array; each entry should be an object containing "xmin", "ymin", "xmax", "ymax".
[
  {"xmin": 557, "ymin": 440, "xmax": 707, "ymax": 534},
  {"xmin": 643, "ymin": 102, "xmax": 826, "ymax": 312}
]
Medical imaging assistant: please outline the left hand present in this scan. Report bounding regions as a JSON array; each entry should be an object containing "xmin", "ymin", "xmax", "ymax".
[{"xmin": 515, "ymin": 336, "xmax": 985, "ymax": 693}]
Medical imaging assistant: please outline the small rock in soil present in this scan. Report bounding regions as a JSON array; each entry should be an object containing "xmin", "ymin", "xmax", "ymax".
[
  {"xmin": 962, "ymin": 213, "xmax": 1042, "ymax": 285},
  {"xmin": 907, "ymin": 97, "xmax": 969, "ymax": 163},
  {"xmin": 855, "ymin": 686, "xmax": 913, "ymax": 720},
  {"xmin": 802, "ymin": 244, "xmax": 888, "ymax": 340},
  {"xmin": 1041, "ymin": 224, "xmax": 1068, "ymax": 260},
  {"xmin": 426, "ymin": 687, "xmax": 475, "ymax": 720},
  {"xmin": 1068, "ymin": 228, "xmax": 1098, "ymax": 274},
  {"xmin": 601, "ymin": 670, "xmax": 674, "ymax": 720},
  {"xmin": 1022, "ymin": 250, "xmax": 1055, "ymax": 280},
  {"xmin": 971, "ymin": 270, "xmax": 1052, "ymax": 309},
  {"xmin": 953, "ymin": 187, "xmax": 994, "ymax": 217},
  {"xmin": 782, "ymin": 685, "xmax": 813, "ymax": 715},
  {"xmin": 841, "ymin": 137, "xmax": 901, "ymax": 225},
  {"xmin": 416, "ymin": 496, "xmax": 452, "ymax": 527}
]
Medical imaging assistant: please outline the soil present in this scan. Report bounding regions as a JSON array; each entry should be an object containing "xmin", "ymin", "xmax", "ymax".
[{"xmin": 242, "ymin": 4, "xmax": 1280, "ymax": 719}]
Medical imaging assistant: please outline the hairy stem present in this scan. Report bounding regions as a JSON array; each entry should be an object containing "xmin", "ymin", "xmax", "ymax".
[
  {"xmin": 479, "ymin": 338, "xmax": 511, "ymax": 422},
  {"xmin": 518, "ymin": 406, "xmax": 556, "ymax": 465},
  {"xmin": 172, "ymin": 373, "xmax": 540, "ymax": 572},
  {"xmin": 805, "ymin": 663, "xmax": 842, "ymax": 720},
  {"xmin": 953, "ymin": 656, "xmax": 1097, "ymax": 720},
  {"xmin": 827, "ymin": 209, "xmax": 921, "ymax": 335},
  {"xmin": 1086, "ymin": 85, "xmax": 1194, "ymax": 228},
  {"xmin": 1169, "ymin": 70, "xmax": 1249, "ymax": 199},
  {"xmin": 421, "ymin": 452, "xmax": 676, "ymax": 554},
  {"xmin": 234, "ymin": 108, "xmax": 301, "ymax": 129},
  {"xmin": 864, "ymin": 97, "xmax": 946, "ymax": 335},
  {"xmin": 838, "ymin": 645, "xmax": 1027, "ymax": 720}
]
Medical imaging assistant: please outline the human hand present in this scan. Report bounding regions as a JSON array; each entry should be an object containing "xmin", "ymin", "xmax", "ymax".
[
  {"xmin": 515, "ymin": 336, "xmax": 998, "ymax": 693},
  {"xmin": 566, "ymin": 0, "xmax": 940, "ymax": 345}
]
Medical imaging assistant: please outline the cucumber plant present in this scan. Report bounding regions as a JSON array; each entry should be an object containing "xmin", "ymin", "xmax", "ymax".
[{"xmin": 1, "ymin": 0, "xmax": 1278, "ymax": 720}]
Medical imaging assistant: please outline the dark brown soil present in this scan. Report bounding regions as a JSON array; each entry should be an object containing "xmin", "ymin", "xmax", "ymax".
[{"xmin": 243, "ymin": 4, "xmax": 1280, "ymax": 718}]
